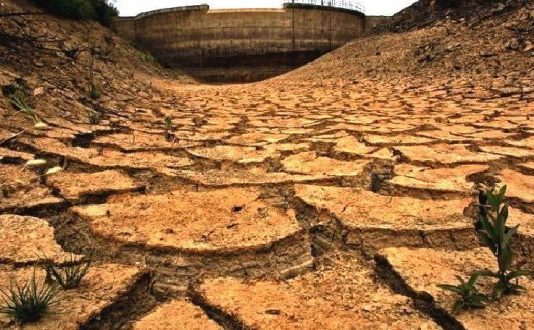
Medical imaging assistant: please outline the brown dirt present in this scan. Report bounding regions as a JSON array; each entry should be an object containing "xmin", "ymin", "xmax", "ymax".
[{"xmin": 0, "ymin": 0, "xmax": 533, "ymax": 328}]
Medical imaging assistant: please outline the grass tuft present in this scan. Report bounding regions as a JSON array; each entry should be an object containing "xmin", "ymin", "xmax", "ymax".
[
  {"xmin": 42, "ymin": 253, "xmax": 92, "ymax": 290},
  {"xmin": 0, "ymin": 271, "xmax": 60, "ymax": 324}
]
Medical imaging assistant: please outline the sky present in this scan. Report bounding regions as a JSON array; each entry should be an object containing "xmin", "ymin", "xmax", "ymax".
[{"xmin": 114, "ymin": 0, "xmax": 418, "ymax": 17}]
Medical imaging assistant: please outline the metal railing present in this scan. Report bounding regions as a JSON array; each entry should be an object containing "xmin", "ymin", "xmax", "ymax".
[{"xmin": 284, "ymin": 0, "xmax": 365, "ymax": 13}]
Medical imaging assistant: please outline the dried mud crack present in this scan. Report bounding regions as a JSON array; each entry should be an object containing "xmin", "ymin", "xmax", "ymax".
[{"xmin": 1, "ymin": 0, "xmax": 534, "ymax": 328}]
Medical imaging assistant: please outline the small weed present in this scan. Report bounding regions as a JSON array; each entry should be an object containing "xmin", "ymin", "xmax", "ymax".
[
  {"xmin": 87, "ymin": 110, "xmax": 103, "ymax": 125},
  {"xmin": 438, "ymin": 274, "xmax": 488, "ymax": 313},
  {"xmin": 475, "ymin": 185, "xmax": 534, "ymax": 298},
  {"xmin": 0, "ymin": 271, "xmax": 60, "ymax": 324},
  {"xmin": 88, "ymin": 82, "xmax": 102, "ymax": 100},
  {"xmin": 7, "ymin": 91, "xmax": 40, "ymax": 123},
  {"xmin": 164, "ymin": 116, "xmax": 173, "ymax": 129},
  {"xmin": 41, "ymin": 253, "xmax": 92, "ymax": 290}
]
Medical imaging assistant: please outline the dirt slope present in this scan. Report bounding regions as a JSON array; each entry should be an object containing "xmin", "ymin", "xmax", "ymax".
[{"xmin": 284, "ymin": 0, "xmax": 533, "ymax": 96}]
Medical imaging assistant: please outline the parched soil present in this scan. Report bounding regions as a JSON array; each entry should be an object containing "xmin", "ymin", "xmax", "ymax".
[{"xmin": 0, "ymin": 0, "xmax": 533, "ymax": 328}]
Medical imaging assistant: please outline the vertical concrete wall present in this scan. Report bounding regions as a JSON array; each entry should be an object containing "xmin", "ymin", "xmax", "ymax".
[{"xmin": 112, "ymin": 5, "xmax": 366, "ymax": 81}]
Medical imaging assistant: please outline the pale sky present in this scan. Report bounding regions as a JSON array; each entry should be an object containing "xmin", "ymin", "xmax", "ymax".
[{"xmin": 115, "ymin": 0, "xmax": 418, "ymax": 17}]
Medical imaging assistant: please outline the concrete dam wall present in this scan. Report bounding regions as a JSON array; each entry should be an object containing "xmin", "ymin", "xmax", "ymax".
[{"xmin": 112, "ymin": 3, "xmax": 367, "ymax": 82}]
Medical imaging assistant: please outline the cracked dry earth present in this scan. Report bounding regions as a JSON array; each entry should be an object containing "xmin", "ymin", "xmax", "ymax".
[
  {"xmin": 1, "ymin": 77, "xmax": 533, "ymax": 329},
  {"xmin": 1, "ymin": 2, "xmax": 534, "ymax": 330}
]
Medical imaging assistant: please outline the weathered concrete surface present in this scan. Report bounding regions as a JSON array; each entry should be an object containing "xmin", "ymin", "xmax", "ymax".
[{"xmin": 112, "ymin": 5, "xmax": 366, "ymax": 82}]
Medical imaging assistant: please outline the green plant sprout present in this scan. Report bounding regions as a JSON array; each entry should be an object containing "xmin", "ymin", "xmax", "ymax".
[
  {"xmin": 438, "ymin": 274, "xmax": 488, "ymax": 313},
  {"xmin": 475, "ymin": 185, "xmax": 534, "ymax": 298}
]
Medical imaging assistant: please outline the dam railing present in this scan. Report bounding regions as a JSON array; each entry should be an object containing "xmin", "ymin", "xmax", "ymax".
[{"xmin": 283, "ymin": 0, "xmax": 365, "ymax": 13}]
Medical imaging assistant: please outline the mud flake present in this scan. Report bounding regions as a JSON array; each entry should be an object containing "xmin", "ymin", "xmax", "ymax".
[
  {"xmin": 479, "ymin": 145, "xmax": 533, "ymax": 158},
  {"xmin": 497, "ymin": 169, "xmax": 534, "ymax": 204},
  {"xmin": 295, "ymin": 185, "xmax": 474, "ymax": 249},
  {"xmin": 195, "ymin": 253, "xmax": 439, "ymax": 330},
  {"xmin": 333, "ymin": 136, "xmax": 377, "ymax": 155},
  {"xmin": 133, "ymin": 300, "xmax": 221, "ymax": 330},
  {"xmin": 0, "ymin": 214, "xmax": 72, "ymax": 264},
  {"xmin": 363, "ymin": 134, "xmax": 434, "ymax": 145},
  {"xmin": 188, "ymin": 145, "xmax": 278, "ymax": 164},
  {"xmin": 282, "ymin": 152, "xmax": 371, "ymax": 177},
  {"xmin": 47, "ymin": 170, "xmax": 144, "ymax": 202},
  {"xmin": 225, "ymin": 132, "xmax": 289, "ymax": 146},
  {"xmin": 70, "ymin": 188, "xmax": 302, "ymax": 253},
  {"xmin": 388, "ymin": 164, "xmax": 489, "ymax": 193},
  {"xmin": 395, "ymin": 144, "xmax": 501, "ymax": 164}
]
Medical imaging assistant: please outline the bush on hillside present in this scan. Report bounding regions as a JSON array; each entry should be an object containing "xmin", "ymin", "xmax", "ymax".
[{"xmin": 30, "ymin": 0, "xmax": 118, "ymax": 26}]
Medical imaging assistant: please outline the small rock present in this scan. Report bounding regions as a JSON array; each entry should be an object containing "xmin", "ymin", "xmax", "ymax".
[{"xmin": 265, "ymin": 309, "xmax": 280, "ymax": 315}]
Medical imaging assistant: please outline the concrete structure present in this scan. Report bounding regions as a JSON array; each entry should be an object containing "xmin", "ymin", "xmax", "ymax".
[{"xmin": 112, "ymin": 2, "xmax": 367, "ymax": 82}]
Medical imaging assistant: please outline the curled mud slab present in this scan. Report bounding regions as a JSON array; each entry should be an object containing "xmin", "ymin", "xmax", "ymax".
[
  {"xmin": 192, "ymin": 252, "xmax": 440, "ymax": 330},
  {"xmin": 21, "ymin": 137, "xmax": 193, "ymax": 175},
  {"xmin": 47, "ymin": 169, "xmax": 144, "ymax": 203},
  {"xmin": 394, "ymin": 144, "xmax": 502, "ymax": 165},
  {"xmin": 0, "ymin": 164, "xmax": 65, "ymax": 213},
  {"xmin": 377, "ymin": 247, "xmax": 534, "ymax": 330},
  {"xmin": 281, "ymin": 151, "xmax": 372, "ymax": 177},
  {"xmin": 388, "ymin": 164, "xmax": 489, "ymax": 194},
  {"xmin": 0, "ymin": 147, "xmax": 34, "ymax": 162},
  {"xmin": 175, "ymin": 168, "xmax": 328, "ymax": 187},
  {"xmin": 497, "ymin": 169, "xmax": 534, "ymax": 204},
  {"xmin": 68, "ymin": 187, "xmax": 313, "ymax": 293},
  {"xmin": 94, "ymin": 132, "xmax": 200, "ymax": 151},
  {"xmin": 0, "ymin": 264, "xmax": 149, "ymax": 329},
  {"xmin": 188, "ymin": 145, "xmax": 279, "ymax": 164},
  {"xmin": 133, "ymin": 300, "xmax": 222, "ymax": 330},
  {"xmin": 70, "ymin": 187, "xmax": 302, "ymax": 253},
  {"xmin": 295, "ymin": 184, "xmax": 476, "ymax": 250},
  {"xmin": 333, "ymin": 136, "xmax": 378, "ymax": 155},
  {"xmin": 0, "ymin": 214, "xmax": 72, "ymax": 265}
]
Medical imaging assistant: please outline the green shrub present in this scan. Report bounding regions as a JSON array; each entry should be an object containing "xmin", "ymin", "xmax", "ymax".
[{"xmin": 30, "ymin": 0, "xmax": 118, "ymax": 26}]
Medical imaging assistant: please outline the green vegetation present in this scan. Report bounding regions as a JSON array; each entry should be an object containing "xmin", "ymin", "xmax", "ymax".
[
  {"xmin": 30, "ymin": 0, "xmax": 118, "ymax": 26},
  {"xmin": 3, "ymin": 84, "xmax": 41, "ymax": 124},
  {"xmin": 438, "ymin": 274, "xmax": 488, "ymax": 313},
  {"xmin": 3, "ymin": 82, "xmax": 48, "ymax": 129},
  {"xmin": 88, "ymin": 81, "xmax": 102, "ymax": 100},
  {"xmin": 0, "ymin": 271, "xmax": 60, "ymax": 324},
  {"xmin": 42, "ymin": 253, "xmax": 92, "ymax": 290},
  {"xmin": 475, "ymin": 186, "xmax": 534, "ymax": 298},
  {"xmin": 164, "ymin": 116, "xmax": 173, "ymax": 129},
  {"xmin": 87, "ymin": 110, "xmax": 103, "ymax": 125},
  {"xmin": 438, "ymin": 185, "xmax": 533, "ymax": 313}
]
